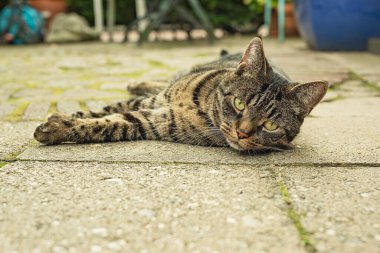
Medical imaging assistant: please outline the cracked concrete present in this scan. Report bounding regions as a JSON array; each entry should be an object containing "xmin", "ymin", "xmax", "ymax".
[
  {"xmin": 0, "ymin": 162, "xmax": 304, "ymax": 253},
  {"xmin": 0, "ymin": 37, "xmax": 380, "ymax": 253}
]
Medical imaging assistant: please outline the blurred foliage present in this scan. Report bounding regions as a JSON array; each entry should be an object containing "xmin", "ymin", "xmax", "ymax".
[
  {"xmin": 199, "ymin": 0, "xmax": 264, "ymax": 31},
  {"xmin": 66, "ymin": 0, "xmax": 135, "ymax": 26},
  {"xmin": 0, "ymin": 0, "xmax": 294, "ymax": 34},
  {"xmin": 65, "ymin": 0, "xmax": 265, "ymax": 31},
  {"xmin": 0, "ymin": 1, "xmax": 8, "ymax": 10}
]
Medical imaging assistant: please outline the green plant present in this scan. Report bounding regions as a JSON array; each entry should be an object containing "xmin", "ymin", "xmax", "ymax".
[
  {"xmin": 200, "ymin": 0, "xmax": 264, "ymax": 30},
  {"xmin": 65, "ymin": 0, "xmax": 135, "ymax": 26},
  {"xmin": 65, "ymin": 0, "xmax": 265, "ymax": 31}
]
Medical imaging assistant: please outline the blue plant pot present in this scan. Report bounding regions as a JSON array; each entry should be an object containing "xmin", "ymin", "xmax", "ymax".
[{"xmin": 294, "ymin": 0, "xmax": 380, "ymax": 51}]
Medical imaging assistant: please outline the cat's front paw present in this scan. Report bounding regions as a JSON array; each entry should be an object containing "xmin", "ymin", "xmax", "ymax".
[{"xmin": 34, "ymin": 114, "xmax": 76, "ymax": 145}]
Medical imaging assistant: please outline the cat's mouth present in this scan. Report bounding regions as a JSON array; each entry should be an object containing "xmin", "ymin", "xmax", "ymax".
[
  {"xmin": 221, "ymin": 123, "xmax": 255, "ymax": 150},
  {"xmin": 221, "ymin": 124, "xmax": 262, "ymax": 151}
]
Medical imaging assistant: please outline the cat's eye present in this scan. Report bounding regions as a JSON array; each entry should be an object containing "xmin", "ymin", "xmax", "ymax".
[
  {"xmin": 263, "ymin": 121, "xmax": 279, "ymax": 131},
  {"xmin": 234, "ymin": 98, "xmax": 245, "ymax": 111}
]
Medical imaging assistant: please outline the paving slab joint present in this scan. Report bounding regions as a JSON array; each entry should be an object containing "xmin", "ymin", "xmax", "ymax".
[
  {"xmin": 3, "ymin": 140, "xmax": 39, "ymax": 162},
  {"xmin": 47, "ymin": 101, "xmax": 58, "ymax": 115},
  {"xmin": 79, "ymin": 100, "xmax": 89, "ymax": 111},
  {"xmin": 331, "ymin": 70, "xmax": 380, "ymax": 94},
  {"xmin": 3, "ymin": 101, "xmax": 30, "ymax": 122},
  {"xmin": 321, "ymin": 94, "xmax": 346, "ymax": 103},
  {"xmin": 348, "ymin": 70, "xmax": 380, "ymax": 93},
  {"xmin": 275, "ymin": 169, "xmax": 317, "ymax": 253},
  {"xmin": 0, "ymin": 162, "xmax": 8, "ymax": 169}
]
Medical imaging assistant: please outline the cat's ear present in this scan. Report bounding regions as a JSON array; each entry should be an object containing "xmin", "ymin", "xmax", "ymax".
[
  {"xmin": 288, "ymin": 81, "xmax": 328, "ymax": 115},
  {"xmin": 236, "ymin": 37, "xmax": 270, "ymax": 77}
]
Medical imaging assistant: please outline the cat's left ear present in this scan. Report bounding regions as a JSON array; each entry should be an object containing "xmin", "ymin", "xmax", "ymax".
[
  {"xmin": 236, "ymin": 37, "xmax": 271, "ymax": 78},
  {"xmin": 288, "ymin": 81, "xmax": 328, "ymax": 115}
]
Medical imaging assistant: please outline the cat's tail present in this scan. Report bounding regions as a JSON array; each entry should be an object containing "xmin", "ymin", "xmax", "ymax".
[{"xmin": 220, "ymin": 49, "xmax": 229, "ymax": 57}]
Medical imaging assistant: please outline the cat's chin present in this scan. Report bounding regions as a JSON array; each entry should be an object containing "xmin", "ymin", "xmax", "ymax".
[
  {"xmin": 226, "ymin": 139, "xmax": 252, "ymax": 151},
  {"xmin": 226, "ymin": 139, "xmax": 288, "ymax": 153}
]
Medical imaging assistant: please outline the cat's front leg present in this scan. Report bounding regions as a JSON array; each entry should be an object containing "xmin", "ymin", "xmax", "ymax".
[
  {"xmin": 34, "ymin": 110, "xmax": 170, "ymax": 145},
  {"xmin": 34, "ymin": 114, "xmax": 76, "ymax": 145},
  {"xmin": 34, "ymin": 113, "xmax": 133, "ymax": 145}
]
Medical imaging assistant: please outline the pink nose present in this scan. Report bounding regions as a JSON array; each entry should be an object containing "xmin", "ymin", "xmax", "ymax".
[{"xmin": 237, "ymin": 128, "xmax": 252, "ymax": 139}]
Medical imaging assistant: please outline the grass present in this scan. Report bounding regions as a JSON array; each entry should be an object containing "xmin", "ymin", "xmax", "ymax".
[
  {"xmin": 48, "ymin": 101, "xmax": 58, "ymax": 115},
  {"xmin": 278, "ymin": 181, "xmax": 317, "ymax": 253},
  {"xmin": 59, "ymin": 66, "xmax": 85, "ymax": 71},
  {"xmin": 321, "ymin": 94, "xmax": 346, "ymax": 103},
  {"xmin": 336, "ymin": 71, "xmax": 380, "ymax": 93},
  {"xmin": 359, "ymin": 80, "xmax": 380, "ymax": 93},
  {"xmin": 146, "ymin": 59, "xmax": 176, "ymax": 71},
  {"xmin": 0, "ymin": 162, "xmax": 8, "ymax": 169},
  {"xmin": 2, "ymin": 140, "xmax": 39, "ymax": 162},
  {"xmin": 194, "ymin": 52, "xmax": 212, "ymax": 57},
  {"xmin": 86, "ymin": 82, "xmax": 103, "ymax": 90},
  {"xmin": 105, "ymin": 59, "xmax": 122, "ymax": 66},
  {"xmin": 349, "ymin": 71, "xmax": 380, "ymax": 93},
  {"xmin": 79, "ymin": 100, "xmax": 89, "ymax": 111},
  {"xmin": 4, "ymin": 101, "xmax": 30, "ymax": 122},
  {"xmin": 51, "ymin": 87, "xmax": 66, "ymax": 96},
  {"xmin": 147, "ymin": 59, "xmax": 169, "ymax": 68}
]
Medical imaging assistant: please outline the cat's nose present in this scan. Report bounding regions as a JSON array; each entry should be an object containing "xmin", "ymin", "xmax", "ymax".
[{"xmin": 236, "ymin": 128, "xmax": 253, "ymax": 139}]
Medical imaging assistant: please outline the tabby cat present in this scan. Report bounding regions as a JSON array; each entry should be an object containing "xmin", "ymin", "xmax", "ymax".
[{"xmin": 34, "ymin": 37, "xmax": 327, "ymax": 151}]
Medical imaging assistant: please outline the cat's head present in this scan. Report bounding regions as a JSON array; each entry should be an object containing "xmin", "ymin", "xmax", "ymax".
[{"xmin": 218, "ymin": 37, "xmax": 327, "ymax": 151}]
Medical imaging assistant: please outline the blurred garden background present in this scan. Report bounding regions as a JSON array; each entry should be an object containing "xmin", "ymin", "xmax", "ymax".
[{"xmin": 1, "ymin": 0, "xmax": 379, "ymax": 51}]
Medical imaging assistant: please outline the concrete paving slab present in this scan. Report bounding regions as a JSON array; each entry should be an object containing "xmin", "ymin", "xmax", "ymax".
[
  {"xmin": 281, "ymin": 167, "xmax": 380, "ymax": 253},
  {"xmin": 59, "ymin": 89, "xmax": 126, "ymax": 101},
  {"xmin": 100, "ymin": 83, "xmax": 126, "ymax": 90},
  {"xmin": 86, "ymin": 100, "xmax": 108, "ymax": 112},
  {"xmin": 0, "ymin": 89, "xmax": 11, "ymax": 102},
  {"xmin": 327, "ymin": 80, "xmax": 377, "ymax": 99},
  {"xmin": 0, "ymin": 121, "xmax": 40, "ymax": 160},
  {"xmin": 18, "ymin": 115, "xmax": 380, "ymax": 164},
  {"xmin": 0, "ymin": 161, "xmax": 304, "ymax": 253},
  {"xmin": 325, "ymin": 53, "xmax": 380, "ymax": 88},
  {"xmin": 13, "ymin": 88, "xmax": 53, "ymax": 101},
  {"xmin": 312, "ymin": 97, "xmax": 380, "ymax": 117},
  {"xmin": 0, "ymin": 103, "xmax": 16, "ymax": 119},
  {"xmin": 57, "ymin": 101, "xmax": 81, "ymax": 114},
  {"xmin": 23, "ymin": 101, "xmax": 51, "ymax": 120}
]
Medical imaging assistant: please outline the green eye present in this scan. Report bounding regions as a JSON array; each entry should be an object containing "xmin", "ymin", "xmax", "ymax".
[
  {"xmin": 234, "ymin": 98, "xmax": 245, "ymax": 111},
  {"xmin": 263, "ymin": 121, "xmax": 279, "ymax": 131}
]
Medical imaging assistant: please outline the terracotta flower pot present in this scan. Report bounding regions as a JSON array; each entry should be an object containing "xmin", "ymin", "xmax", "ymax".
[
  {"xmin": 28, "ymin": 0, "xmax": 67, "ymax": 29},
  {"xmin": 270, "ymin": 3, "xmax": 299, "ymax": 37}
]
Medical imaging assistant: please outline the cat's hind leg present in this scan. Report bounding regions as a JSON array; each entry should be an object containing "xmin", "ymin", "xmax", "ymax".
[
  {"xmin": 71, "ymin": 93, "xmax": 164, "ymax": 119},
  {"xmin": 69, "ymin": 81, "xmax": 170, "ymax": 120},
  {"xmin": 72, "ymin": 97, "xmax": 147, "ymax": 119}
]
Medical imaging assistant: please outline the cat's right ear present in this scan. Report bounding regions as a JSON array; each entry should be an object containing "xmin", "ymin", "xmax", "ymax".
[
  {"xmin": 236, "ymin": 37, "xmax": 270, "ymax": 78},
  {"xmin": 287, "ymin": 81, "xmax": 328, "ymax": 116}
]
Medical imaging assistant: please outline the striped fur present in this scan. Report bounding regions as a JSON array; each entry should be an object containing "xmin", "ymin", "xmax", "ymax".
[{"xmin": 34, "ymin": 37, "xmax": 328, "ymax": 151}]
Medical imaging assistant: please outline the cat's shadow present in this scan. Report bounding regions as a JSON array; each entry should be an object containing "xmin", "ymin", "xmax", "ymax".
[{"xmin": 236, "ymin": 145, "xmax": 294, "ymax": 156}]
